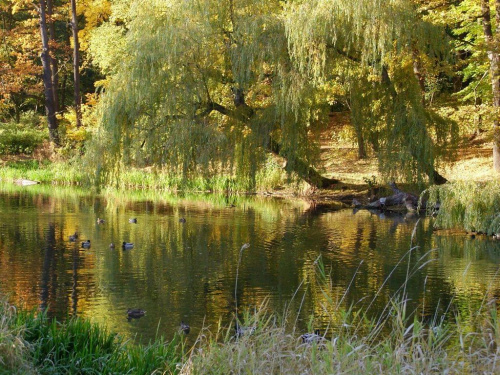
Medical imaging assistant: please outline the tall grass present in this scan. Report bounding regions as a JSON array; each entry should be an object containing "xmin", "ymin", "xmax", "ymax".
[
  {"xmin": 0, "ymin": 155, "xmax": 295, "ymax": 194},
  {"xmin": 0, "ymin": 300, "xmax": 183, "ymax": 374},
  {"xmin": 425, "ymin": 181, "xmax": 500, "ymax": 235},
  {"xmin": 0, "ymin": 160, "xmax": 87, "ymax": 186},
  {"xmin": 0, "ymin": 303, "xmax": 34, "ymax": 374},
  {"xmin": 181, "ymin": 250, "xmax": 500, "ymax": 374}
]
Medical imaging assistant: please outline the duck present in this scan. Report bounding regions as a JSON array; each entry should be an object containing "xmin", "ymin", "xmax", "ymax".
[
  {"xmin": 69, "ymin": 232, "xmax": 78, "ymax": 242},
  {"xmin": 300, "ymin": 329, "xmax": 324, "ymax": 344},
  {"xmin": 127, "ymin": 308, "xmax": 146, "ymax": 319},
  {"xmin": 129, "ymin": 218, "xmax": 137, "ymax": 223},
  {"xmin": 179, "ymin": 218, "xmax": 186, "ymax": 223},
  {"xmin": 109, "ymin": 243, "xmax": 115, "ymax": 249},
  {"xmin": 180, "ymin": 321, "xmax": 190, "ymax": 334},
  {"xmin": 81, "ymin": 240, "xmax": 91, "ymax": 249},
  {"xmin": 97, "ymin": 218, "xmax": 105, "ymax": 224},
  {"xmin": 122, "ymin": 242, "xmax": 134, "ymax": 250},
  {"xmin": 235, "ymin": 323, "xmax": 256, "ymax": 338}
]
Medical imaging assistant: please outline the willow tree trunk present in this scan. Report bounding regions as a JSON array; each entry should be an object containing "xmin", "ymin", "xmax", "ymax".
[
  {"xmin": 269, "ymin": 138, "xmax": 340, "ymax": 188},
  {"xmin": 70, "ymin": 0, "xmax": 82, "ymax": 128},
  {"xmin": 482, "ymin": 0, "xmax": 500, "ymax": 172},
  {"xmin": 38, "ymin": 0, "xmax": 59, "ymax": 144},
  {"xmin": 46, "ymin": 0, "xmax": 59, "ymax": 112}
]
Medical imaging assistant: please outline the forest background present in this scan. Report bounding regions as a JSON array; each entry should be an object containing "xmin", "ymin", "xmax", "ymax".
[{"xmin": 1, "ymin": 0, "xmax": 499, "ymax": 195}]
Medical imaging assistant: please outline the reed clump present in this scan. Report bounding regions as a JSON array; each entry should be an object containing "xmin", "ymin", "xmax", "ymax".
[{"xmin": 425, "ymin": 181, "xmax": 500, "ymax": 235}]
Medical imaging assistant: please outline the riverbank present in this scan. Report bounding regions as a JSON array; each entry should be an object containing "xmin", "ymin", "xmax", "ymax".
[
  {"xmin": 0, "ymin": 130, "xmax": 497, "ymax": 209},
  {"xmin": 0, "ymin": 158, "xmax": 372, "ymax": 205}
]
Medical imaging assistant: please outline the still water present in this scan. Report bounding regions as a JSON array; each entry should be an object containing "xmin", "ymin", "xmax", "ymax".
[{"xmin": 1, "ymin": 183, "xmax": 500, "ymax": 343}]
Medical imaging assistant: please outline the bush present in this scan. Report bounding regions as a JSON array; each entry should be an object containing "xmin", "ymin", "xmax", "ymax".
[{"xmin": 0, "ymin": 113, "xmax": 48, "ymax": 155}]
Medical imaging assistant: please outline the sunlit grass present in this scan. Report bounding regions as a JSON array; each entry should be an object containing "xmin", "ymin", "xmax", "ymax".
[
  {"xmin": 0, "ymin": 160, "xmax": 87, "ymax": 186},
  {"xmin": 0, "ymin": 299, "xmax": 183, "ymax": 374},
  {"xmin": 0, "ymin": 157, "xmax": 294, "ymax": 194}
]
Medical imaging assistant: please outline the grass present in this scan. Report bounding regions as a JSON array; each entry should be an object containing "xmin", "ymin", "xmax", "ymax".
[
  {"xmin": 426, "ymin": 181, "xmax": 500, "ymax": 235},
  {"xmin": 0, "ymin": 160, "xmax": 87, "ymax": 186},
  {"xmin": 0, "ymin": 301, "xmax": 183, "ymax": 375},
  {"xmin": 0, "ymin": 156, "xmax": 297, "ymax": 194},
  {"xmin": 181, "ymin": 255, "xmax": 500, "ymax": 374}
]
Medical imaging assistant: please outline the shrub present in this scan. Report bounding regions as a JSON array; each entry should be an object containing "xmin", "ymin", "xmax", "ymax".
[{"xmin": 0, "ymin": 113, "xmax": 48, "ymax": 155}]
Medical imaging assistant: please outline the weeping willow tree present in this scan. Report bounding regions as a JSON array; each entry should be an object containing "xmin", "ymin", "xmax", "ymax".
[
  {"xmin": 284, "ymin": 0, "xmax": 456, "ymax": 184},
  {"xmin": 89, "ymin": 0, "xmax": 455, "ymax": 188}
]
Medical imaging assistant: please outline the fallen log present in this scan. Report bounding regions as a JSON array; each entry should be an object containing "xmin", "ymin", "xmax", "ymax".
[{"xmin": 353, "ymin": 182, "xmax": 420, "ymax": 212}]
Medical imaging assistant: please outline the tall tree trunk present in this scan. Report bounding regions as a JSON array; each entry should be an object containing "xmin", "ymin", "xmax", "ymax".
[
  {"xmin": 482, "ymin": 0, "xmax": 500, "ymax": 172},
  {"xmin": 206, "ymin": 100, "xmax": 340, "ymax": 188},
  {"xmin": 70, "ymin": 0, "xmax": 82, "ymax": 128},
  {"xmin": 38, "ymin": 0, "xmax": 59, "ymax": 144},
  {"xmin": 46, "ymin": 0, "xmax": 59, "ymax": 113}
]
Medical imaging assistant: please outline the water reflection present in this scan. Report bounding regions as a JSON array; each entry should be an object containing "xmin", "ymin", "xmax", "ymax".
[{"xmin": 0, "ymin": 183, "xmax": 499, "ymax": 343}]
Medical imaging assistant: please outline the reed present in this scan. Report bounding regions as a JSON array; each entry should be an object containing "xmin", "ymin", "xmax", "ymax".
[
  {"xmin": 181, "ymin": 252, "xmax": 500, "ymax": 374},
  {"xmin": 425, "ymin": 181, "xmax": 500, "ymax": 235}
]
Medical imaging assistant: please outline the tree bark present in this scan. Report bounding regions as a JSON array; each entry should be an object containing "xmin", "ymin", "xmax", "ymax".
[
  {"xmin": 38, "ymin": 0, "xmax": 59, "ymax": 144},
  {"xmin": 268, "ymin": 138, "xmax": 340, "ymax": 188},
  {"xmin": 482, "ymin": 0, "xmax": 500, "ymax": 172},
  {"xmin": 46, "ymin": 0, "xmax": 59, "ymax": 112},
  {"xmin": 204, "ymin": 101, "xmax": 340, "ymax": 188},
  {"xmin": 71, "ymin": 0, "xmax": 83, "ymax": 128},
  {"xmin": 412, "ymin": 47, "xmax": 426, "ymax": 106}
]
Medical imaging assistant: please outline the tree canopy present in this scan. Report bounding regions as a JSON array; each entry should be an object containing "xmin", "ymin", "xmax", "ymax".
[{"xmin": 3, "ymin": 0, "xmax": 500, "ymax": 188}]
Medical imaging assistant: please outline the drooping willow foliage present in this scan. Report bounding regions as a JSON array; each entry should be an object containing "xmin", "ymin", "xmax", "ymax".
[
  {"xmin": 426, "ymin": 182, "xmax": 500, "ymax": 235},
  {"xmin": 284, "ymin": 0, "xmax": 456, "ymax": 183},
  {"xmin": 89, "ymin": 0, "xmax": 456, "ymax": 187}
]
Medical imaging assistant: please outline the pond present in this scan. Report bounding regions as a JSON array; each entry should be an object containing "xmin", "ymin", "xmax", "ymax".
[{"xmin": 1, "ymin": 183, "xmax": 499, "ymax": 343}]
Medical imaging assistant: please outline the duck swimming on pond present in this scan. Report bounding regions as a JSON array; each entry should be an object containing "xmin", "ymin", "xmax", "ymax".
[
  {"xmin": 122, "ymin": 242, "xmax": 134, "ymax": 250},
  {"xmin": 179, "ymin": 218, "xmax": 186, "ymax": 223},
  {"xmin": 127, "ymin": 308, "xmax": 146, "ymax": 320},
  {"xmin": 97, "ymin": 218, "xmax": 105, "ymax": 224},
  {"xmin": 109, "ymin": 243, "xmax": 115, "ymax": 249},
  {"xmin": 180, "ymin": 321, "xmax": 190, "ymax": 334},
  {"xmin": 69, "ymin": 232, "xmax": 78, "ymax": 242},
  {"xmin": 129, "ymin": 218, "xmax": 137, "ymax": 223},
  {"xmin": 81, "ymin": 240, "xmax": 91, "ymax": 249}
]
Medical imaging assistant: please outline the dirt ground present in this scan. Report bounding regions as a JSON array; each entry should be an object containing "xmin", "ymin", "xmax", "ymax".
[{"xmin": 301, "ymin": 112, "xmax": 497, "ymax": 205}]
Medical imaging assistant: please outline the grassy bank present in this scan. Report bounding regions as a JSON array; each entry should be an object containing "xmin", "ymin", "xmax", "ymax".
[
  {"xmin": 426, "ymin": 181, "xmax": 500, "ymax": 236},
  {"xmin": 0, "ymin": 159, "xmax": 298, "ymax": 194},
  {"xmin": 3, "ymin": 297, "xmax": 500, "ymax": 374},
  {"xmin": 0, "ymin": 300, "xmax": 182, "ymax": 374}
]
